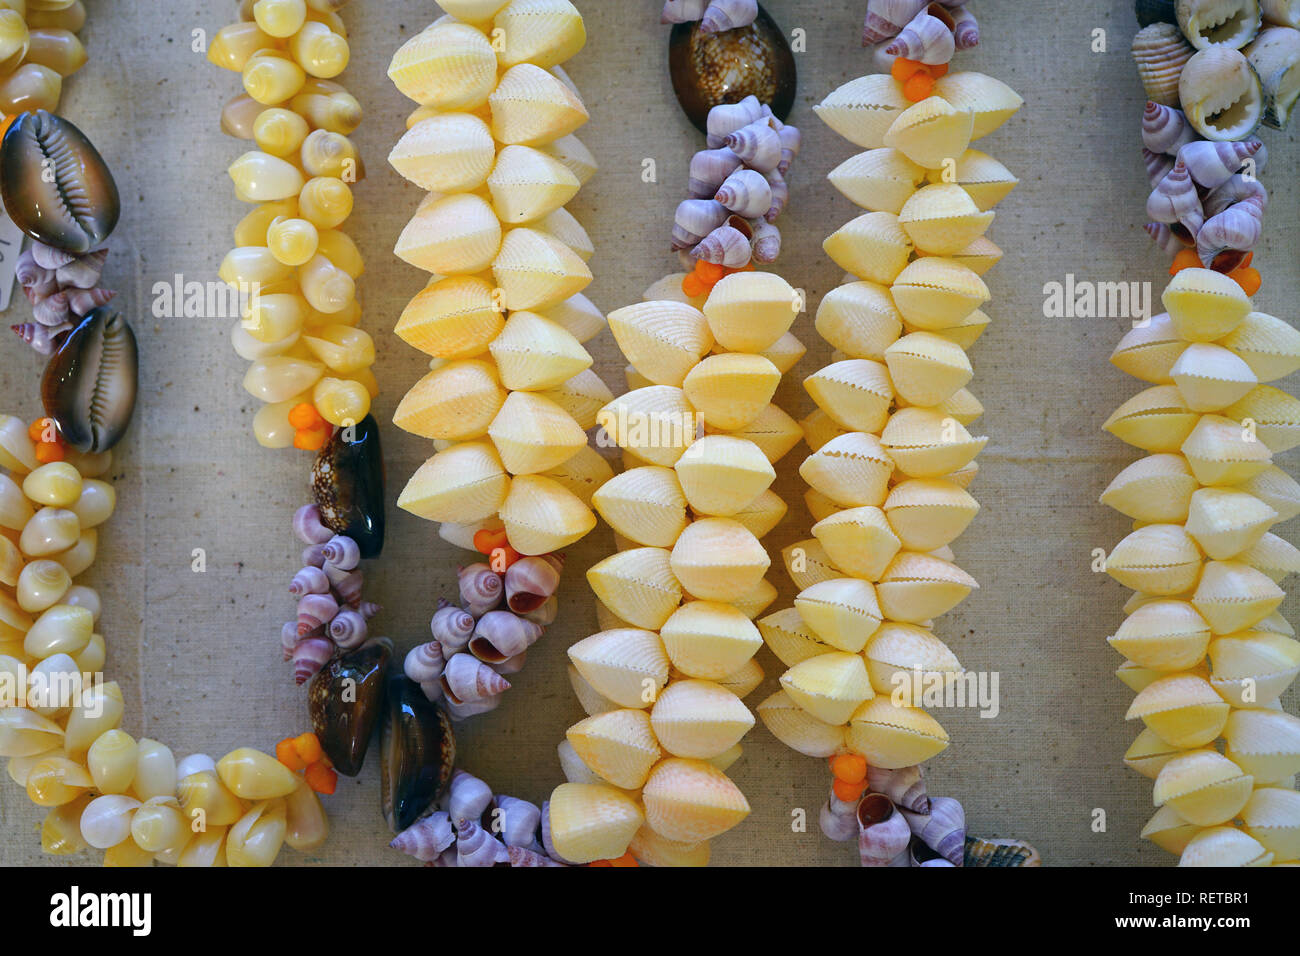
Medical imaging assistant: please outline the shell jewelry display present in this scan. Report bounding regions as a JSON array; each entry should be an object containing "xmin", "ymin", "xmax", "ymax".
[
  {"xmin": 752, "ymin": 0, "xmax": 1039, "ymax": 867},
  {"xmin": 1101, "ymin": 0, "xmax": 1300, "ymax": 866}
]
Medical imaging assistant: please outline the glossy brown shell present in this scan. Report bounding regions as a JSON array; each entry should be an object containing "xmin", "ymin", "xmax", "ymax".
[
  {"xmin": 312, "ymin": 414, "xmax": 385, "ymax": 559},
  {"xmin": 381, "ymin": 675, "xmax": 456, "ymax": 833},
  {"xmin": 0, "ymin": 110, "xmax": 120, "ymax": 254},
  {"xmin": 669, "ymin": 4, "xmax": 797, "ymax": 133},
  {"xmin": 40, "ymin": 306, "xmax": 137, "ymax": 453},
  {"xmin": 308, "ymin": 637, "xmax": 391, "ymax": 777}
]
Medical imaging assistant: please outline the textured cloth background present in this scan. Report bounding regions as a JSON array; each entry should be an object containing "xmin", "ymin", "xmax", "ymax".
[{"xmin": 1, "ymin": 0, "xmax": 1297, "ymax": 866}]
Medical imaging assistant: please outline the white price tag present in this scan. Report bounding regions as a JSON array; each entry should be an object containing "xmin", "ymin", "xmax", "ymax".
[{"xmin": 0, "ymin": 208, "xmax": 23, "ymax": 312}]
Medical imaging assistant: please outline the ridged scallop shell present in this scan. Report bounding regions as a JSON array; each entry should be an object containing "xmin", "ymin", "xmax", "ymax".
[
  {"xmin": 755, "ymin": 331, "xmax": 808, "ymax": 375},
  {"xmin": 1153, "ymin": 749, "xmax": 1253, "ymax": 826},
  {"xmin": 884, "ymin": 331, "xmax": 973, "ymax": 407},
  {"xmin": 803, "ymin": 359, "xmax": 893, "ymax": 434},
  {"xmin": 946, "ymin": 237, "xmax": 1004, "ymax": 277},
  {"xmin": 1126, "ymin": 727, "xmax": 1184, "ymax": 779},
  {"xmin": 538, "ymin": 368, "xmax": 615, "ymax": 430},
  {"xmin": 807, "ymin": 433, "xmax": 897, "ymax": 507},
  {"xmin": 607, "ymin": 300, "xmax": 713, "ymax": 387},
  {"xmin": 759, "ymin": 605, "xmax": 832, "ymax": 667},
  {"xmin": 388, "ymin": 113, "xmax": 496, "ymax": 192},
  {"xmin": 1219, "ymin": 311, "xmax": 1300, "ymax": 382},
  {"xmin": 812, "ymin": 506, "xmax": 901, "ymax": 580},
  {"xmin": 864, "ymin": 622, "xmax": 963, "ymax": 700},
  {"xmin": 395, "ymin": 275, "xmax": 504, "ymax": 359},
  {"xmin": 499, "ymin": 474, "xmax": 596, "ymax": 554},
  {"xmin": 592, "ymin": 466, "xmax": 689, "ymax": 548},
  {"xmin": 486, "ymin": 145, "xmax": 581, "ymax": 225},
  {"xmin": 1110, "ymin": 312, "xmax": 1187, "ymax": 384},
  {"xmin": 674, "ymin": 435, "xmax": 774, "ymax": 517},
  {"xmin": 1238, "ymin": 531, "xmax": 1300, "ymax": 581},
  {"xmin": 727, "ymin": 487, "xmax": 788, "ymax": 539},
  {"xmin": 682, "ymin": 353, "xmax": 781, "ymax": 431},
  {"xmin": 794, "ymin": 578, "xmax": 883, "ymax": 653},
  {"xmin": 847, "ymin": 696, "xmax": 949, "ymax": 769},
  {"xmin": 1225, "ymin": 385, "xmax": 1300, "ymax": 453},
  {"xmin": 1241, "ymin": 466, "xmax": 1300, "ymax": 522},
  {"xmin": 536, "ymin": 206, "xmax": 594, "ymax": 261},
  {"xmin": 1103, "ymin": 385, "xmax": 1198, "ymax": 453},
  {"xmin": 1241, "ymin": 787, "xmax": 1300, "ymax": 860},
  {"xmin": 1193, "ymin": 560, "xmax": 1286, "ymax": 635},
  {"xmin": 492, "ymin": 227, "xmax": 593, "ymax": 311},
  {"xmin": 880, "ymin": 407, "xmax": 987, "ymax": 479},
  {"xmin": 781, "ymin": 539, "xmax": 842, "ymax": 591},
  {"xmin": 1180, "ymin": 826, "xmax": 1272, "ymax": 866},
  {"xmin": 890, "ymin": 257, "xmax": 990, "ymax": 331},
  {"xmin": 756, "ymin": 689, "xmax": 846, "ymax": 758},
  {"xmin": 541, "ymin": 292, "xmax": 606, "ymax": 344},
  {"xmin": 388, "ymin": 22, "xmax": 498, "ymax": 110},
  {"xmin": 489, "ymin": 63, "xmax": 589, "ymax": 148},
  {"xmin": 651, "ymin": 679, "xmax": 755, "ymax": 758},
  {"xmin": 641, "ymin": 757, "xmax": 750, "ymax": 843},
  {"xmin": 1127, "ymin": 673, "xmax": 1231, "ymax": 747},
  {"xmin": 931, "ymin": 71, "xmax": 1025, "ymax": 139},
  {"xmin": 1210, "ymin": 631, "xmax": 1300, "ymax": 705},
  {"xmin": 1224, "ymin": 707, "xmax": 1300, "ymax": 783},
  {"xmin": 586, "ymin": 548, "xmax": 683, "ymax": 630},
  {"xmin": 397, "ymin": 441, "xmax": 509, "ymax": 523},
  {"xmin": 539, "ymin": 444, "xmax": 614, "ymax": 506},
  {"xmin": 393, "ymin": 359, "xmax": 505, "ymax": 441},
  {"xmin": 898, "ymin": 183, "xmax": 995, "ymax": 255},
  {"xmin": 1106, "ymin": 524, "xmax": 1203, "ymax": 594},
  {"xmin": 488, "ymin": 391, "xmax": 587, "ymax": 475},
  {"xmin": 395, "ymin": 193, "xmax": 502, "ymax": 276},
  {"xmin": 547, "ymin": 783, "xmax": 643, "ymax": 864},
  {"xmin": 1162, "ymin": 267, "xmax": 1253, "ymax": 342},
  {"xmin": 933, "ymin": 148, "xmax": 1020, "ymax": 211},
  {"xmin": 565, "ymin": 708, "xmax": 661, "ymax": 790},
  {"xmin": 627, "ymin": 823, "xmax": 710, "ymax": 867},
  {"xmin": 1181, "ymin": 413, "xmax": 1273, "ymax": 485},
  {"xmin": 1109, "ymin": 599, "xmax": 1211, "ymax": 671},
  {"xmin": 1170, "ymin": 343, "xmax": 1258, "ymax": 412},
  {"xmin": 730, "ymin": 576, "xmax": 778, "ymax": 621},
  {"xmin": 800, "ymin": 408, "xmax": 850, "ymax": 454},
  {"xmin": 828, "ymin": 147, "xmax": 926, "ymax": 214},
  {"xmin": 702, "ymin": 271, "xmax": 799, "ymax": 353},
  {"xmin": 568, "ymin": 629, "xmax": 671, "ymax": 715},
  {"xmin": 568, "ymin": 664, "xmax": 620, "ymax": 718},
  {"xmin": 1185, "ymin": 486, "xmax": 1277, "ymax": 559},
  {"xmin": 661, "ymin": 600, "xmax": 763, "ymax": 680},
  {"xmin": 780, "ymin": 651, "xmax": 873, "ymax": 726},
  {"xmin": 823, "ymin": 211, "xmax": 913, "ymax": 285},
  {"xmin": 876, "ymin": 551, "xmax": 978, "ymax": 622},
  {"xmin": 883, "ymin": 478, "xmax": 980, "ymax": 551},
  {"xmin": 596, "ymin": 386, "xmax": 697, "ymax": 467},
  {"xmin": 1132, "ymin": 22, "xmax": 1196, "ymax": 106},
  {"xmin": 540, "ymin": 132, "xmax": 598, "ymax": 188},
  {"xmin": 883, "ymin": 96, "xmax": 974, "ymax": 170},
  {"xmin": 489, "ymin": 310, "xmax": 592, "ymax": 391},
  {"xmin": 493, "ymin": 0, "xmax": 587, "ymax": 69},
  {"xmin": 815, "ymin": 74, "xmax": 911, "ymax": 150},
  {"xmin": 670, "ymin": 517, "xmax": 770, "ymax": 602},
  {"xmin": 815, "ymin": 281, "xmax": 904, "ymax": 361}
]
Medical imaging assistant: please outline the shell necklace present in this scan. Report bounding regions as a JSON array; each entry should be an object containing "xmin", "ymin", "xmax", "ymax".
[{"xmin": 1103, "ymin": 2, "xmax": 1300, "ymax": 866}]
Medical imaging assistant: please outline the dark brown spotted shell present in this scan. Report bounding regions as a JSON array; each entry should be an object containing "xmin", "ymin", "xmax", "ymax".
[
  {"xmin": 381, "ymin": 675, "xmax": 456, "ymax": 833},
  {"xmin": 312, "ymin": 413, "xmax": 385, "ymax": 559},
  {"xmin": 40, "ymin": 306, "xmax": 137, "ymax": 453},
  {"xmin": 0, "ymin": 110, "xmax": 120, "ymax": 254},
  {"xmin": 669, "ymin": 4, "xmax": 797, "ymax": 133},
  {"xmin": 309, "ymin": 636, "xmax": 391, "ymax": 777}
]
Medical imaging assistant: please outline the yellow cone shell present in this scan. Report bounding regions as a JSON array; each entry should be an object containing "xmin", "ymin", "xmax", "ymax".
[
  {"xmin": 759, "ymin": 606, "xmax": 832, "ymax": 668},
  {"xmin": 628, "ymin": 823, "xmax": 711, "ymax": 867},
  {"xmin": 1110, "ymin": 312, "xmax": 1186, "ymax": 385},
  {"xmin": 1241, "ymin": 787, "xmax": 1300, "ymax": 861},
  {"xmin": 488, "ymin": 391, "xmax": 587, "ymax": 475},
  {"xmin": 670, "ymin": 518, "xmax": 770, "ymax": 603},
  {"xmin": 1193, "ymin": 560, "xmax": 1285, "ymax": 634},
  {"xmin": 1141, "ymin": 804, "xmax": 1202, "ymax": 855},
  {"xmin": 541, "ymin": 292, "xmax": 606, "ymax": 344},
  {"xmin": 538, "ymin": 368, "xmax": 615, "ymax": 430},
  {"xmin": 1105, "ymin": 524, "xmax": 1203, "ymax": 595},
  {"xmin": 593, "ymin": 466, "xmax": 688, "ymax": 548},
  {"xmin": 536, "ymin": 206, "xmax": 594, "ymax": 261},
  {"xmin": 395, "ymin": 274, "xmax": 504, "ymax": 359},
  {"xmin": 682, "ymin": 353, "xmax": 781, "ymax": 431},
  {"xmin": 1179, "ymin": 826, "xmax": 1272, "ymax": 866},
  {"xmin": 863, "ymin": 622, "xmax": 963, "ymax": 700},
  {"xmin": 780, "ymin": 651, "xmax": 873, "ymax": 726},
  {"xmin": 800, "ymin": 432, "xmax": 896, "ymax": 508},
  {"xmin": 596, "ymin": 386, "xmax": 697, "ymax": 467},
  {"xmin": 660, "ymin": 600, "xmax": 763, "ymax": 680},
  {"xmin": 1225, "ymin": 385, "xmax": 1300, "ymax": 454},
  {"xmin": 1125, "ymin": 727, "xmax": 1184, "ymax": 779},
  {"xmin": 815, "ymin": 73, "xmax": 911, "ymax": 149},
  {"xmin": 608, "ymin": 300, "xmax": 713, "ymax": 387},
  {"xmin": 883, "ymin": 478, "xmax": 979, "ymax": 551},
  {"xmin": 702, "ymin": 271, "xmax": 799, "ymax": 353},
  {"xmin": 487, "ymin": 144, "xmax": 581, "ymax": 224},
  {"xmin": 566, "ymin": 708, "xmax": 661, "ymax": 790},
  {"xmin": 881, "ymin": 407, "xmax": 987, "ymax": 479},
  {"xmin": 1181, "ymin": 414, "xmax": 1274, "ymax": 485},
  {"xmin": 641, "ymin": 758, "xmax": 750, "ymax": 843},
  {"xmin": 490, "ymin": 62, "xmax": 589, "ymax": 147},
  {"xmin": 493, "ymin": 0, "xmax": 587, "ymax": 69},
  {"xmin": 1170, "ymin": 343, "xmax": 1258, "ymax": 412},
  {"xmin": 548, "ymin": 783, "xmax": 644, "ymax": 864},
  {"xmin": 489, "ymin": 310, "xmax": 592, "ymax": 391},
  {"xmin": 1224, "ymin": 708, "xmax": 1300, "ymax": 784},
  {"xmin": 395, "ymin": 193, "xmax": 502, "ymax": 275},
  {"xmin": 1153, "ymin": 749, "xmax": 1253, "ymax": 826},
  {"xmin": 815, "ymin": 280, "xmax": 903, "ymax": 361},
  {"xmin": 388, "ymin": 21, "xmax": 498, "ymax": 110},
  {"xmin": 812, "ymin": 506, "xmax": 900, "ymax": 580},
  {"xmin": 1126, "ymin": 673, "xmax": 1231, "ymax": 748},
  {"xmin": 1208, "ymin": 631, "xmax": 1300, "ymax": 706},
  {"xmin": 890, "ymin": 257, "xmax": 990, "ymax": 330},
  {"xmin": 934, "ymin": 148, "xmax": 1019, "ymax": 210},
  {"xmin": 1109, "ymin": 600, "xmax": 1211, "ymax": 671},
  {"xmin": 539, "ymin": 444, "xmax": 614, "ymax": 506},
  {"xmin": 674, "ymin": 436, "xmax": 775, "ymax": 517},
  {"xmin": 1218, "ymin": 311, "xmax": 1300, "ymax": 382},
  {"xmin": 804, "ymin": 359, "xmax": 893, "ymax": 434},
  {"xmin": 846, "ymin": 696, "xmax": 949, "ymax": 769},
  {"xmin": 730, "ymin": 576, "xmax": 778, "ymax": 621},
  {"xmin": 1103, "ymin": 385, "xmax": 1199, "ymax": 453},
  {"xmin": 884, "ymin": 331, "xmax": 973, "ymax": 407},
  {"xmin": 877, "ymin": 551, "xmax": 978, "ymax": 622},
  {"xmin": 756, "ymin": 689, "xmax": 847, "ymax": 757},
  {"xmin": 1101, "ymin": 453, "xmax": 1198, "ymax": 523},
  {"xmin": 650, "ymin": 679, "xmax": 754, "ymax": 759},
  {"xmin": 393, "ymin": 359, "xmax": 505, "ymax": 441},
  {"xmin": 1162, "ymin": 268, "xmax": 1252, "ymax": 342},
  {"xmin": 782, "ymin": 539, "xmax": 842, "ymax": 590},
  {"xmin": 492, "ymin": 226, "xmax": 592, "ymax": 311},
  {"xmin": 883, "ymin": 95, "xmax": 974, "ymax": 169},
  {"xmin": 398, "ymin": 441, "xmax": 509, "ymax": 523},
  {"xmin": 568, "ymin": 628, "xmax": 671, "ymax": 710},
  {"xmin": 823, "ymin": 211, "xmax": 913, "ymax": 285},
  {"xmin": 586, "ymin": 548, "xmax": 682, "ymax": 630},
  {"xmin": 389, "ymin": 112, "xmax": 496, "ymax": 192},
  {"xmin": 932, "ymin": 71, "xmax": 1024, "ymax": 139},
  {"xmin": 727, "ymin": 488, "xmax": 788, "ymax": 539},
  {"xmin": 712, "ymin": 403, "xmax": 803, "ymax": 464},
  {"xmin": 794, "ymin": 578, "xmax": 883, "ymax": 653},
  {"xmin": 898, "ymin": 183, "xmax": 994, "ymax": 255},
  {"xmin": 1185, "ymin": 487, "xmax": 1277, "ymax": 560},
  {"xmin": 828, "ymin": 147, "xmax": 926, "ymax": 214},
  {"xmin": 499, "ymin": 473, "xmax": 596, "ymax": 554}
]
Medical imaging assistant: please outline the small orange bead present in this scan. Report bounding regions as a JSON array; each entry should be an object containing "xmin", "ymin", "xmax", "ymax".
[
  {"xmin": 903, "ymin": 71, "xmax": 935, "ymax": 103},
  {"xmin": 929, "ymin": 62, "xmax": 949, "ymax": 78},
  {"xmin": 607, "ymin": 852, "xmax": 638, "ymax": 867},
  {"xmin": 28, "ymin": 418, "xmax": 57, "ymax": 443},
  {"xmin": 288, "ymin": 402, "xmax": 324, "ymax": 430},
  {"xmin": 1232, "ymin": 266, "xmax": 1262, "ymax": 297},
  {"xmin": 489, "ymin": 545, "xmax": 521, "ymax": 572},
  {"xmin": 681, "ymin": 274, "xmax": 705, "ymax": 297},
  {"xmin": 891, "ymin": 56, "xmax": 925, "ymax": 83},
  {"xmin": 698, "ymin": 261, "xmax": 725, "ymax": 283},
  {"xmin": 833, "ymin": 778, "xmax": 868, "ymax": 802},
  {"xmin": 34, "ymin": 442, "xmax": 65, "ymax": 463},
  {"xmin": 293, "ymin": 427, "xmax": 330, "ymax": 451},
  {"xmin": 588, "ymin": 860, "xmax": 612, "ymax": 867},
  {"xmin": 1169, "ymin": 248, "xmax": 1201, "ymax": 275},
  {"xmin": 474, "ymin": 528, "xmax": 509, "ymax": 555},
  {"xmin": 304, "ymin": 761, "xmax": 337, "ymax": 795},
  {"xmin": 831, "ymin": 753, "xmax": 868, "ymax": 784},
  {"xmin": 294, "ymin": 732, "xmax": 324, "ymax": 765},
  {"xmin": 276, "ymin": 737, "xmax": 307, "ymax": 771}
]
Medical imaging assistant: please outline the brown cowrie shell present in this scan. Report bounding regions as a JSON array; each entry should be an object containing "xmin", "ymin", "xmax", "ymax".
[
  {"xmin": 41, "ymin": 306, "xmax": 138, "ymax": 453},
  {"xmin": 0, "ymin": 110, "xmax": 120, "ymax": 254}
]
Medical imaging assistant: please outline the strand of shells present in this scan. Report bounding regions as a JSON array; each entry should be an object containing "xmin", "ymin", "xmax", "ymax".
[
  {"xmin": 210, "ymin": 0, "xmax": 380, "ymax": 447},
  {"xmin": 862, "ymin": 0, "xmax": 980, "ymax": 67},
  {"xmin": 540, "ymin": 269, "xmax": 806, "ymax": 865},
  {"xmin": 753, "ymin": 52, "xmax": 1023, "ymax": 853},
  {"xmin": 0, "ymin": 424, "xmax": 331, "ymax": 865},
  {"xmin": 660, "ymin": 0, "xmax": 759, "ymax": 33},
  {"xmin": 0, "ymin": 0, "xmax": 87, "ymax": 114},
  {"xmin": 388, "ymin": 2, "xmax": 614, "ymax": 565},
  {"xmin": 10, "ymin": 242, "xmax": 114, "ymax": 357},
  {"xmin": 674, "ymin": 95, "xmax": 802, "ymax": 268},
  {"xmin": 1103, "ymin": 280, "xmax": 1300, "ymax": 866},
  {"xmin": 390, "ymin": 768, "xmax": 571, "ymax": 865}
]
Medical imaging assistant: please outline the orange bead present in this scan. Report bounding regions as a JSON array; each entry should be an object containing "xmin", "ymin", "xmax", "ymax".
[
  {"xmin": 1169, "ymin": 248, "xmax": 1201, "ymax": 275},
  {"xmin": 681, "ymin": 274, "xmax": 705, "ymax": 298},
  {"xmin": 588, "ymin": 859, "xmax": 612, "ymax": 867},
  {"xmin": 489, "ymin": 545, "xmax": 521, "ymax": 573},
  {"xmin": 929, "ymin": 62, "xmax": 949, "ymax": 78},
  {"xmin": 276, "ymin": 737, "xmax": 307, "ymax": 771},
  {"xmin": 28, "ymin": 418, "xmax": 58, "ymax": 443},
  {"xmin": 474, "ymin": 528, "xmax": 509, "ymax": 555},
  {"xmin": 833, "ymin": 778, "xmax": 868, "ymax": 802},
  {"xmin": 830, "ymin": 753, "xmax": 868, "ymax": 784},
  {"xmin": 293, "ymin": 427, "xmax": 330, "ymax": 451},
  {"xmin": 288, "ymin": 402, "xmax": 324, "ymax": 430},
  {"xmin": 1232, "ymin": 266, "xmax": 1261, "ymax": 297},
  {"xmin": 698, "ymin": 261, "xmax": 725, "ymax": 283},
  {"xmin": 34, "ymin": 442, "xmax": 65, "ymax": 463},
  {"xmin": 304, "ymin": 761, "xmax": 337, "ymax": 795},
  {"xmin": 902, "ymin": 71, "xmax": 934, "ymax": 103},
  {"xmin": 293, "ymin": 732, "xmax": 324, "ymax": 765},
  {"xmin": 607, "ymin": 852, "xmax": 638, "ymax": 867},
  {"xmin": 891, "ymin": 56, "xmax": 925, "ymax": 83}
]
